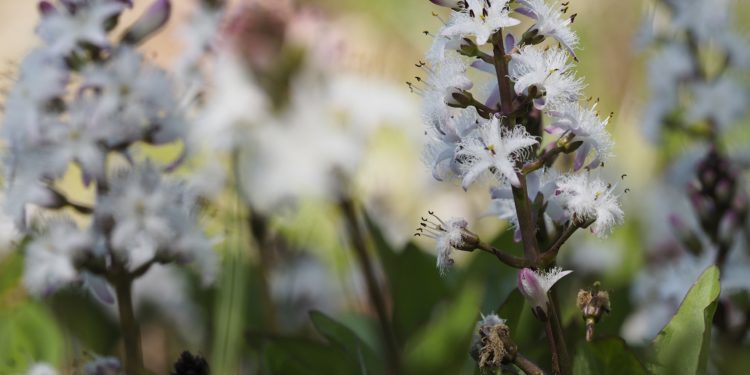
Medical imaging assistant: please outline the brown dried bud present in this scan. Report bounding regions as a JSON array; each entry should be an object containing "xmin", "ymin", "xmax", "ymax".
[
  {"xmin": 471, "ymin": 314, "xmax": 516, "ymax": 370},
  {"xmin": 577, "ymin": 285, "xmax": 611, "ymax": 342}
]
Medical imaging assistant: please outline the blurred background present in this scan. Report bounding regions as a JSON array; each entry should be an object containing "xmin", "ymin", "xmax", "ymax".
[{"xmin": 1, "ymin": 0, "xmax": 750, "ymax": 374}]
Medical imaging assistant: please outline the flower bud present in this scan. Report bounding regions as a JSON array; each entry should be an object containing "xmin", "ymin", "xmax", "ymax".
[
  {"xmin": 521, "ymin": 28, "xmax": 545, "ymax": 46},
  {"xmin": 518, "ymin": 267, "xmax": 572, "ymax": 321},
  {"xmin": 577, "ymin": 285, "xmax": 611, "ymax": 342},
  {"xmin": 121, "ymin": 0, "xmax": 171, "ymax": 45},
  {"xmin": 446, "ymin": 88, "xmax": 474, "ymax": 108}
]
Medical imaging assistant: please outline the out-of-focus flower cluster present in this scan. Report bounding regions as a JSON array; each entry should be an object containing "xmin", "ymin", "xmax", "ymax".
[{"xmin": 2, "ymin": 0, "xmax": 216, "ymax": 298}]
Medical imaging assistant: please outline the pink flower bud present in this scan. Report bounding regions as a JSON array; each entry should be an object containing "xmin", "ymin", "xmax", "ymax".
[{"xmin": 518, "ymin": 267, "xmax": 572, "ymax": 319}]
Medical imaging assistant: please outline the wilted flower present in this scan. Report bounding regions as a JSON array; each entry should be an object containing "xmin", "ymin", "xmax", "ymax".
[{"xmin": 471, "ymin": 313, "xmax": 514, "ymax": 370}]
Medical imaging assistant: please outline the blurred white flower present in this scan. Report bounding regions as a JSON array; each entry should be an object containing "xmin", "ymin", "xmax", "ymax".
[
  {"xmin": 516, "ymin": 0, "xmax": 579, "ymax": 57},
  {"xmin": 23, "ymin": 218, "xmax": 92, "ymax": 297},
  {"xmin": 441, "ymin": 0, "xmax": 520, "ymax": 45},
  {"xmin": 37, "ymin": 0, "xmax": 130, "ymax": 56},
  {"xmin": 687, "ymin": 76, "xmax": 747, "ymax": 130},
  {"xmin": 26, "ymin": 363, "xmax": 58, "ymax": 375},
  {"xmin": 665, "ymin": 0, "xmax": 730, "ymax": 41},
  {"xmin": 456, "ymin": 117, "xmax": 538, "ymax": 188},
  {"xmin": 547, "ymin": 101, "xmax": 614, "ymax": 170},
  {"xmin": 509, "ymin": 46, "xmax": 584, "ymax": 108},
  {"xmin": 81, "ymin": 47, "xmax": 184, "ymax": 147},
  {"xmin": 556, "ymin": 173, "xmax": 623, "ymax": 237},
  {"xmin": 99, "ymin": 163, "xmax": 215, "ymax": 279}
]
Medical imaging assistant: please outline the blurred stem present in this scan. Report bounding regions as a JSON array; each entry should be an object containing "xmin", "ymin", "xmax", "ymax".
[
  {"xmin": 113, "ymin": 272, "xmax": 144, "ymax": 375},
  {"xmin": 543, "ymin": 320, "xmax": 560, "ymax": 375},
  {"xmin": 515, "ymin": 352, "xmax": 546, "ymax": 375},
  {"xmin": 548, "ymin": 290, "xmax": 571, "ymax": 375},
  {"xmin": 230, "ymin": 150, "xmax": 279, "ymax": 332},
  {"xmin": 339, "ymin": 197, "xmax": 402, "ymax": 375}
]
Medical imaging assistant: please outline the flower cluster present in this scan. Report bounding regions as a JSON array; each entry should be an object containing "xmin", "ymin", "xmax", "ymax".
[
  {"xmin": 625, "ymin": 0, "xmax": 750, "ymax": 343},
  {"xmin": 3, "ymin": 0, "xmax": 216, "ymax": 298},
  {"xmin": 418, "ymin": 0, "xmax": 623, "ymax": 274}
]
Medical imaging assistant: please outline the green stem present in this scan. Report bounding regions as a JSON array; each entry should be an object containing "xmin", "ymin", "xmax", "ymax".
[
  {"xmin": 114, "ymin": 274, "xmax": 144, "ymax": 375},
  {"xmin": 339, "ymin": 198, "xmax": 402, "ymax": 375}
]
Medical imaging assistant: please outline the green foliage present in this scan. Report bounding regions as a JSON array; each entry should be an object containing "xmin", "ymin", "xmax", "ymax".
[
  {"xmin": 0, "ymin": 302, "xmax": 65, "ymax": 374},
  {"xmin": 650, "ymin": 266, "xmax": 721, "ymax": 375},
  {"xmin": 309, "ymin": 310, "xmax": 384, "ymax": 374},
  {"xmin": 573, "ymin": 337, "xmax": 647, "ymax": 375},
  {"xmin": 403, "ymin": 285, "xmax": 482, "ymax": 374}
]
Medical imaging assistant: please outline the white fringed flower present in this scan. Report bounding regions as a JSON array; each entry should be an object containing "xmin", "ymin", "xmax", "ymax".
[
  {"xmin": 517, "ymin": 267, "xmax": 572, "ymax": 316},
  {"xmin": 547, "ymin": 101, "xmax": 614, "ymax": 170},
  {"xmin": 441, "ymin": 0, "xmax": 520, "ymax": 45},
  {"xmin": 556, "ymin": 173, "xmax": 624, "ymax": 237},
  {"xmin": 417, "ymin": 213, "xmax": 477, "ymax": 275},
  {"xmin": 456, "ymin": 116, "xmax": 538, "ymax": 189},
  {"xmin": 508, "ymin": 46, "xmax": 584, "ymax": 108},
  {"xmin": 516, "ymin": 0, "xmax": 579, "ymax": 57},
  {"xmin": 420, "ymin": 56, "xmax": 474, "ymax": 121},
  {"xmin": 423, "ymin": 108, "xmax": 480, "ymax": 181},
  {"xmin": 23, "ymin": 219, "xmax": 92, "ymax": 297}
]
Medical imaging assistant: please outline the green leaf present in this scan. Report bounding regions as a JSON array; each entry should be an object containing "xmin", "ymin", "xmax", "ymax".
[
  {"xmin": 573, "ymin": 337, "xmax": 647, "ymax": 375},
  {"xmin": 263, "ymin": 337, "xmax": 360, "ymax": 375},
  {"xmin": 404, "ymin": 284, "xmax": 483, "ymax": 374},
  {"xmin": 309, "ymin": 311, "xmax": 383, "ymax": 374},
  {"xmin": 650, "ymin": 265, "xmax": 720, "ymax": 375},
  {"xmin": 0, "ymin": 302, "xmax": 65, "ymax": 374}
]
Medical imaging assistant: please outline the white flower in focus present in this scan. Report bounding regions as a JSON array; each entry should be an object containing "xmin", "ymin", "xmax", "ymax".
[
  {"xmin": 547, "ymin": 101, "xmax": 613, "ymax": 170},
  {"xmin": 417, "ymin": 213, "xmax": 476, "ymax": 275},
  {"xmin": 509, "ymin": 46, "xmax": 584, "ymax": 108},
  {"xmin": 456, "ymin": 116, "xmax": 538, "ymax": 189},
  {"xmin": 23, "ymin": 218, "xmax": 92, "ymax": 297},
  {"xmin": 556, "ymin": 173, "xmax": 624, "ymax": 237},
  {"xmin": 687, "ymin": 76, "xmax": 747, "ymax": 130},
  {"xmin": 36, "ymin": 0, "xmax": 130, "ymax": 56},
  {"xmin": 420, "ymin": 56, "xmax": 473, "ymax": 122},
  {"xmin": 26, "ymin": 363, "xmax": 58, "ymax": 375},
  {"xmin": 516, "ymin": 0, "xmax": 579, "ymax": 57},
  {"xmin": 441, "ymin": 0, "xmax": 520, "ymax": 45},
  {"xmin": 424, "ymin": 108, "xmax": 480, "ymax": 181},
  {"xmin": 487, "ymin": 169, "xmax": 563, "ymax": 240},
  {"xmin": 517, "ymin": 267, "xmax": 572, "ymax": 316}
]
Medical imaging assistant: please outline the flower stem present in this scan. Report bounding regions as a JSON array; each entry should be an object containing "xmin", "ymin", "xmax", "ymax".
[
  {"xmin": 339, "ymin": 197, "xmax": 402, "ymax": 375},
  {"xmin": 476, "ymin": 241, "xmax": 532, "ymax": 268},
  {"xmin": 114, "ymin": 274, "xmax": 144, "ymax": 375},
  {"xmin": 543, "ymin": 319, "xmax": 561, "ymax": 375},
  {"xmin": 515, "ymin": 352, "xmax": 547, "ymax": 375},
  {"xmin": 548, "ymin": 291, "xmax": 571, "ymax": 375}
]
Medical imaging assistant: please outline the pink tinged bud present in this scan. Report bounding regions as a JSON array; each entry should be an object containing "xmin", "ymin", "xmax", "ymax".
[
  {"xmin": 517, "ymin": 267, "xmax": 573, "ymax": 319},
  {"xmin": 122, "ymin": 0, "xmax": 171, "ymax": 45},
  {"xmin": 38, "ymin": 1, "xmax": 56, "ymax": 15}
]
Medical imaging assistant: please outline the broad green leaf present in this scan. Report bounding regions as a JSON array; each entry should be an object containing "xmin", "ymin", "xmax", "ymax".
[
  {"xmin": 404, "ymin": 285, "xmax": 483, "ymax": 374},
  {"xmin": 264, "ymin": 337, "xmax": 360, "ymax": 375},
  {"xmin": 573, "ymin": 337, "xmax": 647, "ymax": 375},
  {"xmin": 309, "ymin": 311, "xmax": 384, "ymax": 374},
  {"xmin": 650, "ymin": 266, "xmax": 720, "ymax": 375},
  {"xmin": 0, "ymin": 302, "xmax": 65, "ymax": 374}
]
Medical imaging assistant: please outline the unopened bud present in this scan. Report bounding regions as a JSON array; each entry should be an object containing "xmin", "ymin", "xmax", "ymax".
[
  {"xmin": 521, "ymin": 28, "xmax": 545, "ymax": 45},
  {"xmin": 122, "ymin": 0, "xmax": 171, "ymax": 45},
  {"xmin": 458, "ymin": 38, "xmax": 480, "ymax": 57},
  {"xmin": 577, "ymin": 285, "xmax": 611, "ymax": 342},
  {"xmin": 446, "ymin": 88, "xmax": 474, "ymax": 108}
]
